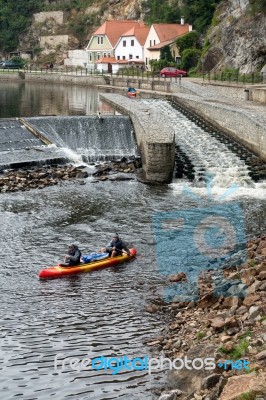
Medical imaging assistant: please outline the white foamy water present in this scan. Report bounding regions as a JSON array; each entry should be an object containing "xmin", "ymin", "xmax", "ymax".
[
  {"xmin": 169, "ymin": 180, "xmax": 266, "ymax": 202},
  {"xmin": 149, "ymin": 99, "xmax": 255, "ymax": 188}
]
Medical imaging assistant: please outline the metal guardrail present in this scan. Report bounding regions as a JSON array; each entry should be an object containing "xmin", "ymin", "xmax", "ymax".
[
  {"xmin": 202, "ymin": 71, "xmax": 264, "ymax": 85},
  {"xmin": 0, "ymin": 66, "xmax": 264, "ymax": 85}
]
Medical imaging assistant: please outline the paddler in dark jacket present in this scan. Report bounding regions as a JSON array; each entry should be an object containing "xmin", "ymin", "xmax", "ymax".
[
  {"xmin": 101, "ymin": 234, "xmax": 130, "ymax": 258},
  {"xmin": 61, "ymin": 244, "xmax": 81, "ymax": 266}
]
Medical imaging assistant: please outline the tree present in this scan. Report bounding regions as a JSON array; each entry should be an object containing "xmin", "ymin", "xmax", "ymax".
[
  {"xmin": 0, "ymin": 0, "xmax": 43, "ymax": 53},
  {"xmin": 181, "ymin": 0, "xmax": 221, "ymax": 33},
  {"xmin": 144, "ymin": 0, "xmax": 181, "ymax": 24}
]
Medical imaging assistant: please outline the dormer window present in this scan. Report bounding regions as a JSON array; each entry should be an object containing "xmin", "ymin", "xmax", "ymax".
[{"xmin": 97, "ymin": 36, "xmax": 103, "ymax": 45}]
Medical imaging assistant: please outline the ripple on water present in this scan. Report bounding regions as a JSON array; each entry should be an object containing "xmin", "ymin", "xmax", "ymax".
[{"xmin": 0, "ymin": 175, "xmax": 265, "ymax": 399}]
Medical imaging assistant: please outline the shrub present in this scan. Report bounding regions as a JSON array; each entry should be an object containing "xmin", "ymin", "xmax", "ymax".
[
  {"xmin": 176, "ymin": 31, "xmax": 199, "ymax": 54},
  {"xmin": 180, "ymin": 48, "xmax": 201, "ymax": 70}
]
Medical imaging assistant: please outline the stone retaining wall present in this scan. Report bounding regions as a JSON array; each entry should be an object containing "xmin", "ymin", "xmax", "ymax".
[
  {"xmin": 0, "ymin": 72, "xmax": 106, "ymax": 86},
  {"xmin": 193, "ymin": 82, "xmax": 266, "ymax": 103},
  {"xmin": 171, "ymin": 93, "xmax": 266, "ymax": 161},
  {"xmin": 33, "ymin": 11, "xmax": 65, "ymax": 24},
  {"xmin": 100, "ymin": 94, "xmax": 175, "ymax": 184},
  {"xmin": 250, "ymin": 86, "xmax": 266, "ymax": 103}
]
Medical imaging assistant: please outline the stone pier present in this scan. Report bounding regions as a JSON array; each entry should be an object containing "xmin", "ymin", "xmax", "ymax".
[{"xmin": 100, "ymin": 93, "xmax": 175, "ymax": 184}]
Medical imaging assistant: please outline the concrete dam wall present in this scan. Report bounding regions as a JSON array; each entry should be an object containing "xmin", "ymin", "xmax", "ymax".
[{"xmin": 0, "ymin": 116, "xmax": 138, "ymax": 170}]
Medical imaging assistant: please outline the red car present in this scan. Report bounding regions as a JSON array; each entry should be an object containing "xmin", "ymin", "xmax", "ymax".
[{"xmin": 160, "ymin": 67, "xmax": 187, "ymax": 78}]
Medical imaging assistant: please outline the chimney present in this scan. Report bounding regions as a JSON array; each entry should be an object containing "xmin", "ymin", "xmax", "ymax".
[{"xmin": 181, "ymin": 16, "xmax": 185, "ymax": 25}]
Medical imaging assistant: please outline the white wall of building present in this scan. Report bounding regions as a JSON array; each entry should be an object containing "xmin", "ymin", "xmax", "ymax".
[
  {"xmin": 64, "ymin": 50, "xmax": 88, "ymax": 67},
  {"xmin": 115, "ymin": 36, "xmax": 143, "ymax": 61},
  {"xmin": 143, "ymin": 26, "xmax": 160, "ymax": 68},
  {"xmin": 96, "ymin": 62, "xmax": 119, "ymax": 73}
]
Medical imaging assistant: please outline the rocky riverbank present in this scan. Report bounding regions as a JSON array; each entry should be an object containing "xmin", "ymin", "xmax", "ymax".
[
  {"xmin": 0, "ymin": 157, "xmax": 142, "ymax": 193},
  {"xmin": 146, "ymin": 235, "xmax": 266, "ymax": 400}
]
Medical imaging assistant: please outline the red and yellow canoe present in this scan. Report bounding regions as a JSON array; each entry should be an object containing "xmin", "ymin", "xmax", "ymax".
[{"xmin": 38, "ymin": 248, "xmax": 137, "ymax": 279}]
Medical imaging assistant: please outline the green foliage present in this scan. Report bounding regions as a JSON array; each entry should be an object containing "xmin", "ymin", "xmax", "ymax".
[
  {"xmin": 144, "ymin": 0, "xmax": 181, "ymax": 24},
  {"xmin": 220, "ymin": 338, "xmax": 249, "ymax": 360},
  {"xmin": 237, "ymin": 392, "xmax": 257, "ymax": 400},
  {"xmin": 0, "ymin": 0, "xmax": 44, "ymax": 53},
  {"xmin": 249, "ymin": 0, "xmax": 266, "ymax": 14},
  {"xmin": 68, "ymin": 14, "xmax": 89, "ymax": 41},
  {"xmin": 0, "ymin": 0, "xmax": 97, "ymax": 53},
  {"xmin": 196, "ymin": 331, "xmax": 206, "ymax": 340},
  {"xmin": 247, "ymin": 259, "xmax": 257, "ymax": 267},
  {"xmin": 176, "ymin": 31, "xmax": 198, "ymax": 54},
  {"xmin": 33, "ymin": 47, "xmax": 42, "ymax": 56},
  {"xmin": 220, "ymin": 67, "xmax": 240, "ymax": 80},
  {"xmin": 45, "ymin": 0, "xmax": 94, "ymax": 12},
  {"xmin": 149, "ymin": 59, "xmax": 175, "ymax": 72},
  {"xmin": 160, "ymin": 45, "xmax": 174, "ymax": 62},
  {"xmin": 180, "ymin": 48, "xmax": 201, "ymax": 70},
  {"xmin": 181, "ymin": 0, "xmax": 222, "ymax": 33},
  {"xmin": 10, "ymin": 56, "xmax": 25, "ymax": 67},
  {"xmin": 239, "ymin": 330, "xmax": 253, "ymax": 340}
]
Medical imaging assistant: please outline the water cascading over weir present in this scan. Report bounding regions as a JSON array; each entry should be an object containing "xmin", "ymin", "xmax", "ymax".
[{"xmin": 0, "ymin": 116, "xmax": 138, "ymax": 170}]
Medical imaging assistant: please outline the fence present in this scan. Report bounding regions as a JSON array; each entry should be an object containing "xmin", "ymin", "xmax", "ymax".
[
  {"xmin": 0, "ymin": 65, "xmax": 264, "ymax": 85},
  {"xmin": 203, "ymin": 71, "xmax": 264, "ymax": 85},
  {"xmin": 0, "ymin": 65, "xmax": 176, "ymax": 81}
]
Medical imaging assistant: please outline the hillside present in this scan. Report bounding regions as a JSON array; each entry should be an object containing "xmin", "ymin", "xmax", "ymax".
[
  {"xmin": 0, "ymin": 0, "xmax": 265, "ymax": 72},
  {"xmin": 203, "ymin": 0, "xmax": 266, "ymax": 73}
]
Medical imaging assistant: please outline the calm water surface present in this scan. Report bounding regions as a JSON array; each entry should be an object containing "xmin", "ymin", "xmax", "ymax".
[
  {"xmin": 0, "ymin": 81, "xmax": 116, "ymax": 117},
  {"xmin": 0, "ymin": 81, "xmax": 265, "ymax": 400}
]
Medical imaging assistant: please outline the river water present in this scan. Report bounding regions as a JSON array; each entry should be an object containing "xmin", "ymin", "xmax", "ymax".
[{"xmin": 0, "ymin": 81, "xmax": 265, "ymax": 400}]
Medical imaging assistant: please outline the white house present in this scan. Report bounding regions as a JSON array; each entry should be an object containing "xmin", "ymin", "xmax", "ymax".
[
  {"xmin": 114, "ymin": 24, "xmax": 149, "ymax": 65},
  {"xmin": 144, "ymin": 21, "xmax": 192, "ymax": 69}
]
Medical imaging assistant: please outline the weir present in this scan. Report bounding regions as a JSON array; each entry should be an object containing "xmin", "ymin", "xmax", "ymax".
[
  {"xmin": 0, "ymin": 116, "xmax": 138, "ymax": 170},
  {"xmin": 24, "ymin": 116, "xmax": 138, "ymax": 162}
]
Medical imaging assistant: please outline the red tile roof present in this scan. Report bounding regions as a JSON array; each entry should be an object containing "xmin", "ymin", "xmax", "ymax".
[
  {"xmin": 117, "ymin": 59, "xmax": 145, "ymax": 64},
  {"xmin": 147, "ymin": 39, "xmax": 176, "ymax": 50},
  {"xmin": 96, "ymin": 57, "xmax": 117, "ymax": 64},
  {"xmin": 93, "ymin": 20, "xmax": 146, "ymax": 47},
  {"xmin": 152, "ymin": 23, "xmax": 190, "ymax": 42},
  {"xmin": 122, "ymin": 25, "xmax": 150, "ymax": 46}
]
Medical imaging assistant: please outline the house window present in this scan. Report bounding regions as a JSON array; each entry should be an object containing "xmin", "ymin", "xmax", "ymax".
[
  {"xmin": 131, "ymin": 40, "xmax": 134, "ymax": 46},
  {"xmin": 97, "ymin": 36, "xmax": 103, "ymax": 45},
  {"xmin": 153, "ymin": 40, "xmax": 156, "ymax": 45},
  {"xmin": 123, "ymin": 40, "xmax": 126, "ymax": 47},
  {"xmin": 108, "ymin": 53, "xmax": 111, "ymax": 57},
  {"xmin": 103, "ymin": 53, "xmax": 107, "ymax": 58},
  {"xmin": 136, "ymin": 56, "xmax": 139, "ymax": 59},
  {"xmin": 117, "ymin": 56, "xmax": 120, "ymax": 60},
  {"xmin": 97, "ymin": 53, "xmax": 100, "ymax": 60},
  {"xmin": 89, "ymin": 53, "xmax": 92, "ymax": 62},
  {"xmin": 122, "ymin": 56, "xmax": 126, "ymax": 60},
  {"xmin": 150, "ymin": 40, "xmax": 152, "ymax": 47},
  {"xmin": 129, "ymin": 54, "xmax": 133, "ymax": 59}
]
